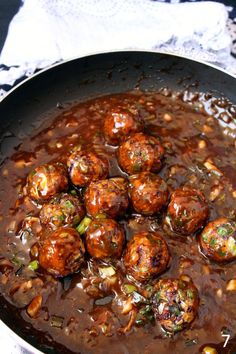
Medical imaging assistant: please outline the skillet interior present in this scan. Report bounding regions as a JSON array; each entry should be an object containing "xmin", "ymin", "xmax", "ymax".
[{"xmin": 0, "ymin": 51, "xmax": 236, "ymax": 353}]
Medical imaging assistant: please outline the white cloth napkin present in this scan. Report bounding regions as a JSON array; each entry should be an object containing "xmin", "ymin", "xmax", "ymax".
[{"xmin": 0, "ymin": 0, "xmax": 235, "ymax": 90}]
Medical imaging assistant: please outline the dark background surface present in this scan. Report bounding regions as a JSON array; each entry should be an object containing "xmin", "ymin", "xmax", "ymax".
[{"xmin": 0, "ymin": 0, "xmax": 22, "ymax": 54}]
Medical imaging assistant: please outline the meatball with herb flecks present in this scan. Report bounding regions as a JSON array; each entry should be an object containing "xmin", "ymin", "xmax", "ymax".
[
  {"xmin": 199, "ymin": 217, "xmax": 236, "ymax": 262},
  {"xmin": 84, "ymin": 177, "xmax": 129, "ymax": 218},
  {"xmin": 39, "ymin": 227, "xmax": 85, "ymax": 277},
  {"xmin": 40, "ymin": 193, "xmax": 85, "ymax": 230},
  {"xmin": 26, "ymin": 162, "xmax": 68, "ymax": 203},
  {"xmin": 118, "ymin": 132, "xmax": 164, "ymax": 175},
  {"xmin": 124, "ymin": 232, "xmax": 170, "ymax": 282},
  {"xmin": 103, "ymin": 107, "xmax": 144, "ymax": 145},
  {"xmin": 152, "ymin": 277, "xmax": 199, "ymax": 333},
  {"xmin": 129, "ymin": 172, "xmax": 169, "ymax": 215},
  {"xmin": 67, "ymin": 150, "xmax": 109, "ymax": 187},
  {"xmin": 166, "ymin": 186, "xmax": 209, "ymax": 235},
  {"xmin": 86, "ymin": 218, "xmax": 125, "ymax": 259}
]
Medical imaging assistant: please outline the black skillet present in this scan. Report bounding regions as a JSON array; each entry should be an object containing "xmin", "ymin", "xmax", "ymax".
[{"xmin": 0, "ymin": 51, "xmax": 236, "ymax": 353}]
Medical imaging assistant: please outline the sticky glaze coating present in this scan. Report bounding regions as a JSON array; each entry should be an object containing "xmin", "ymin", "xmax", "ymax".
[
  {"xmin": 152, "ymin": 278, "xmax": 199, "ymax": 333},
  {"xmin": 128, "ymin": 172, "xmax": 169, "ymax": 215},
  {"xmin": 26, "ymin": 162, "xmax": 68, "ymax": 202},
  {"xmin": 199, "ymin": 218, "xmax": 236, "ymax": 262},
  {"xmin": 39, "ymin": 227, "xmax": 85, "ymax": 277},
  {"xmin": 103, "ymin": 107, "xmax": 144, "ymax": 145},
  {"xmin": 166, "ymin": 186, "xmax": 209, "ymax": 235},
  {"xmin": 85, "ymin": 218, "xmax": 125, "ymax": 259},
  {"xmin": 39, "ymin": 193, "xmax": 85, "ymax": 230},
  {"xmin": 118, "ymin": 132, "xmax": 164, "ymax": 175},
  {"xmin": 67, "ymin": 150, "xmax": 109, "ymax": 187},
  {"xmin": 84, "ymin": 177, "xmax": 129, "ymax": 218},
  {"xmin": 1, "ymin": 90, "xmax": 236, "ymax": 354},
  {"xmin": 124, "ymin": 232, "xmax": 170, "ymax": 282}
]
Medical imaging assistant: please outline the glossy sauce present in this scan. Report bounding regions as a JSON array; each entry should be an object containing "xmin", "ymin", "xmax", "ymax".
[{"xmin": 0, "ymin": 90, "xmax": 236, "ymax": 354}]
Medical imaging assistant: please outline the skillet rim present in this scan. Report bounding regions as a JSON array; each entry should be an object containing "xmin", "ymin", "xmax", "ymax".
[{"xmin": 1, "ymin": 49, "xmax": 236, "ymax": 104}]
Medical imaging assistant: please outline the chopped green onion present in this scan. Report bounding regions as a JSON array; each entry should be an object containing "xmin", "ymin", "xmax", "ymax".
[
  {"xmin": 217, "ymin": 226, "xmax": 228, "ymax": 236},
  {"xmin": 155, "ymin": 291, "xmax": 161, "ymax": 302},
  {"xmin": 95, "ymin": 213, "xmax": 107, "ymax": 219},
  {"xmin": 209, "ymin": 238, "xmax": 216, "ymax": 246},
  {"xmin": 53, "ymin": 214, "xmax": 65, "ymax": 222},
  {"xmin": 123, "ymin": 284, "xmax": 137, "ymax": 294},
  {"xmin": 70, "ymin": 189, "xmax": 77, "ymax": 196},
  {"xmin": 135, "ymin": 318, "xmax": 144, "ymax": 326},
  {"xmin": 217, "ymin": 223, "xmax": 234, "ymax": 237},
  {"xmin": 76, "ymin": 216, "xmax": 92, "ymax": 234},
  {"xmin": 145, "ymin": 284, "xmax": 153, "ymax": 293},
  {"xmin": 28, "ymin": 260, "xmax": 39, "ymax": 271},
  {"xmin": 11, "ymin": 256, "xmax": 23, "ymax": 266},
  {"xmin": 139, "ymin": 305, "xmax": 152, "ymax": 315},
  {"xmin": 135, "ymin": 305, "xmax": 154, "ymax": 326},
  {"xmin": 218, "ymin": 249, "xmax": 226, "ymax": 257},
  {"xmin": 173, "ymin": 324, "xmax": 183, "ymax": 332},
  {"xmin": 187, "ymin": 289, "xmax": 194, "ymax": 299},
  {"xmin": 63, "ymin": 200, "xmax": 74, "ymax": 210},
  {"xmin": 98, "ymin": 266, "xmax": 116, "ymax": 278},
  {"xmin": 50, "ymin": 315, "xmax": 64, "ymax": 328},
  {"xmin": 169, "ymin": 305, "xmax": 181, "ymax": 316}
]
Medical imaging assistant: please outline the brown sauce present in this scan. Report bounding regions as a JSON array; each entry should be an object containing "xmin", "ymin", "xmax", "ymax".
[{"xmin": 0, "ymin": 89, "xmax": 236, "ymax": 353}]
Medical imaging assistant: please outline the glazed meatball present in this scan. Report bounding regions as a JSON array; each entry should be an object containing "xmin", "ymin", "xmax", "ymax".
[
  {"xmin": 40, "ymin": 193, "xmax": 85, "ymax": 230},
  {"xmin": 26, "ymin": 162, "xmax": 68, "ymax": 202},
  {"xmin": 118, "ymin": 132, "xmax": 164, "ymax": 175},
  {"xmin": 86, "ymin": 218, "xmax": 125, "ymax": 259},
  {"xmin": 166, "ymin": 186, "xmax": 209, "ymax": 235},
  {"xmin": 199, "ymin": 217, "xmax": 236, "ymax": 262},
  {"xmin": 67, "ymin": 150, "xmax": 109, "ymax": 187},
  {"xmin": 129, "ymin": 172, "xmax": 169, "ymax": 215},
  {"xmin": 103, "ymin": 107, "xmax": 144, "ymax": 145},
  {"xmin": 124, "ymin": 232, "xmax": 170, "ymax": 282},
  {"xmin": 84, "ymin": 177, "xmax": 129, "ymax": 218},
  {"xmin": 152, "ymin": 277, "xmax": 199, "ymax": 333},
  {"xmin": 39, "ymin": 227, "xmax": 85, "ymax": 277}
]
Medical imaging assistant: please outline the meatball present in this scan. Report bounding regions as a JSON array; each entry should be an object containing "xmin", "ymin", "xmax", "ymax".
[
  {"xmin": 199, "ymin": 217, "xmax": 236, "ymax": 262},
  {"xmin": 84, "ymin": 177, "xmax": 129, "ymax": 218},
  {"xmin": 124, "ymin": 232, "xmax": 170, "ymax": 282},
  {"xmin": 86, "ymin": 218, "xmax": 125, "ymax": 259},
  {"xmin": 152, "ymin": 277, "xmax": 199, "ymax": 333},
  {"xmin": 39, "ymin": 227, "xmax": 85, "ymax": 277},
  {"xmin": 103, "ymin": 107, "xmax": 144, "ymax": 145},
  {"xmin": 40, "ymin": 193, "xmax": 85, "ymax": 230},
  {"xmin": 118, "ymin": 132, "xmax": 164, "ymax": 175},
  {"xmin": 67, "ymin": 150, "xmax": 109, "ymax": 187},
  {"xmin": 26, "ymin": 162, "xmax": 68, "ymax": 202},
  {"xmin": 129, "ymin": 172, "xmax": 169, "ymax": 215},
  {"xmin": 166, "ymin": 186, "xmax": 209, "ymax": 235}
]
